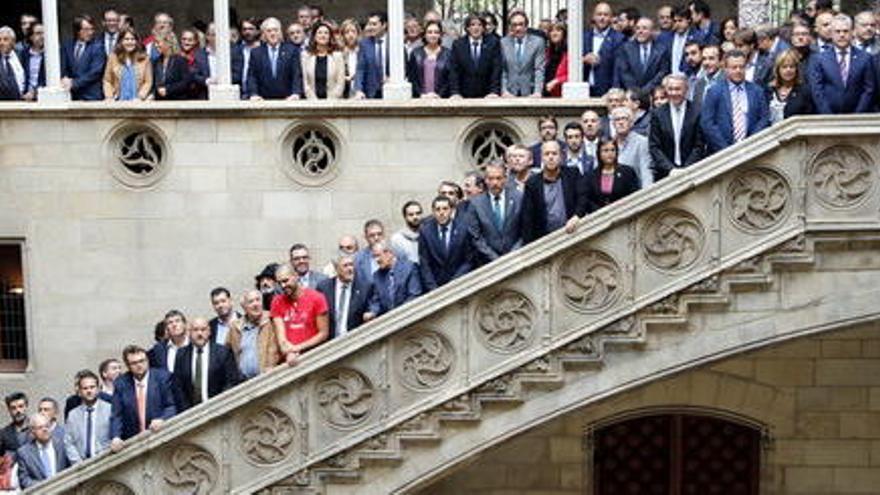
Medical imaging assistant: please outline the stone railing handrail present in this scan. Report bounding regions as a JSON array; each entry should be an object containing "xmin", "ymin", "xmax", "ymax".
[{"xmin": 36, "ymin": 114, "xmax": 880, "ymax": 493}]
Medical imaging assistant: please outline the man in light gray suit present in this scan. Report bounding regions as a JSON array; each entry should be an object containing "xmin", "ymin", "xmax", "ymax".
[
  {"xmin": 500, "ymin": 11, "xmax": 545, "ymax": 97},
  {"xmin": 467, "ymin": 163, "xmax": 524, "ymax": 266},
  {"xmin": 17, "ymin": 413, "xmax": 70, "ymax": 489},
  {"xmin": 64, "ymin": 370, "xmax": 111, "ymax": 463}
]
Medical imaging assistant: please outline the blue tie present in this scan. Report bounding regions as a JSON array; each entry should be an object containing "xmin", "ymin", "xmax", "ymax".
[
  {"xmin": 387, "ymin": 272, "xmax": 396, "ymax": 303},
  {"xmin": 40, "ymin": 446, "xmax": 52, "ymax": 476},
  {"xmin": 85, "ymin": 406, "xmax": 94, "ymax": 458},
  {"xmin": 493, "ymin": 195, "xmax": 503, "ymax": 230},
  {"xmin": 270, "ymin": 47, "xmax": 278, "ymax": 77}
]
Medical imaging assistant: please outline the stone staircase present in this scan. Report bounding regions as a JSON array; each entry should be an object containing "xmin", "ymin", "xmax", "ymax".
[{"xmin": 38, "ymin": 116, "xmax": 880, "ymax": 494}]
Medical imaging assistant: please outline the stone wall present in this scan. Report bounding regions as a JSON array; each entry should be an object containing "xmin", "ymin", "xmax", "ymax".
[{"xmin": 421, "ymin": 321, "xmax": 880, "ymax": 494}]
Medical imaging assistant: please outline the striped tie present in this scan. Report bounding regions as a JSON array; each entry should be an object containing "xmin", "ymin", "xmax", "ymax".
[
  {"xmin": 838, "ymin": 50, "xmax": 849, "ymax": 86},
  {"xmin": 732, "ymin": 85, "xmax": 747, "ymax": 143}
]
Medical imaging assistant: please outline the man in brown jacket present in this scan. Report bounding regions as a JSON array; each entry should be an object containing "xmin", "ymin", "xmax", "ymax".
[{"xmin": 225, "ymin": 289, "xmax": 281, "ymax": 379}]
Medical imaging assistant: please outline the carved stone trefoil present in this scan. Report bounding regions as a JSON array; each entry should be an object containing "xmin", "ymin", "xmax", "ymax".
[
  {"xmin": 809, "ymin": 145, "xmax": 875, "ymax": 208},
  {"xmin": 240, "ymin": 407, "xmax": 297, "ymax": 465},
  {"xmin": 162, "ymin": 444, "xmax": 219, "ymax": 495},
  {"xmin": 558, "ymin": 250, "xmax": 623, "ymax": 313},
  {"xmin": 398, "ymin": 330, "xmax": 455, "ymax": 391},
  {"xmin": 642, "ymin": 208, "xmax": 705, "ymax": 271},
  {"xmin": 476, "ymin": 290, "xmax": 536, "ymax": 353},
  {"xmin": 315, "ymin": 368, "xmax": 375, "ymax": 429},
  {"xmin": 727, "ymin": 167, "xmax": 791, "ymax": 232}
]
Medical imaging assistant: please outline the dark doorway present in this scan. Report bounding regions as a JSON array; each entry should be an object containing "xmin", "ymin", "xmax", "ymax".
[{"xmin": 593, "ymin": 412, "xmax": 761, "ymax": 495}]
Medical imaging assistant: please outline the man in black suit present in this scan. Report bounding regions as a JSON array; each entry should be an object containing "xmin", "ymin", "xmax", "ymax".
[
  {"xmin": 173, "ymin": 318, "xmax": 241, "ymax": 411},
  {"xmin": 18, "ymin": 23, "xmax": 45, "ymax": 101},
  {"xmin": 232, "ymin": 17, "xmax": 261, "ymax": 98},
  {"xmin": 246, "ymin": 17, "xmax": 303, "ymax": 100},
  {"xmin": 614, "ymin": 17, "xmax": 671, "ymax": 94},
  {"xmin": 649, "ymin": 74, "xmax": 704, "ymax": 180},
  {"xmin": 317, "ymin": 254, "xmax": 377, "ymax": 339},
  {"xmin": 418, "ymin": 196, "xmax": 473, "ymax": 291},
  {"xmin": 148, "ymin": 309, "xmax": 189, "ymax": 373},
  {"xmin": 521, "ymin": 141, "xmax": 590, "ymax": 244},
  {"xmin": 449, "ymin": 14, "xmax": 502, "ymax": 98},
  {"xmin": 208, "ymin": 287, "xmax": 240, "ymax": 345},
  {"xmin": 468, "ymin": 163, "xmax": 523, "ymax": 266},
  {"xmin": 0, "ymin": 392, "xmax": 29, "ymax": 455}
]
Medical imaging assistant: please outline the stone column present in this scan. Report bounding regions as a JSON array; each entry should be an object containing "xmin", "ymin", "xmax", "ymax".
[
  {"xmin": 382, "ymin": 0, "xmax": 412, "ymax": 100},
  {"xmin": 37, "ymin": 0, "xmax": 70, "ymax": 103},
  {"xmin": 562, "ymin": 0, "xmax": 590, "ymax": 99},
  {"xmin": 209, "ymin": 0, "xmax": 241, "ymax": 101},
  {"xmin": 738, "ymin": 0, "xmax": 771, "ymax": 27}
]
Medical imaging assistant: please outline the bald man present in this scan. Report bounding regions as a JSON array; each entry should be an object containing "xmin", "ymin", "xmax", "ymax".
[
  {"xmin": 582, "ymin": 2, "xmax": 626, "ymax": 96},
  {"xmin": 173, "ymin": 318, "xmax": 241, "ymax": 411}
]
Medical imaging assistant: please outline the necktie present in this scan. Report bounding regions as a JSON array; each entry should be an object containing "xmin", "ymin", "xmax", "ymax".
[
  {"xmin": 516, "ymin": 39, "xmax": 523, "ymax": 64},
  {"xmin": 74, "ymin": 42, "xmax": 84, "ymax": 61},
  {"xmin": 270, "ymin": 47, "xmax": 278, "ymax": 78},
  {"xmin": 472, "ymin": 41, "xmax": 480, "ymax": 64},
  {"xmin": 440, "ymin": 225, "xmax": 449, "ymax": 255},
  {"xmin": 493, "ymin": 195, "xmax": 503, "ymax": 230},
  {"xmin": 641, "ymin": 44, "xmax": 648, "ymax": 67},
  {"xmin": 732, "ymin": 85, "xmax": 747, "ymax": 142},
  {"xmin": 194, "ymin": 347, "xmax": 204, "ymax": 404},
  {"xmin": 387, "ymin": 272, "xmax": 396, "ymax": 303},
  {"xmin": 376, "ymin": 38, "xmax": 385, "ymax": 76},
  {"xmin": 136, "ymin": 381, "xmax": 146, "ymax": 432},
  {"xmin": 337, "ymin": 284, "xmax": 349, "ymax": 335},
  {"xmin": 40, "ymin": 446, "xmax": 52, "ymax": 477},
  {"xmin": 107, "ymin": 34, "xmax": 116, "ymax": 54},
  {"xmin": 838, "ymin": 50, "xmax": 849, "ymax": 85},
  {"xmin": 85, "ymin": 406, "xmax": 94, "ymax": 458},
  {"xmin": 672, "ymin": 105, "xmax": 683, "ymax": 166}
]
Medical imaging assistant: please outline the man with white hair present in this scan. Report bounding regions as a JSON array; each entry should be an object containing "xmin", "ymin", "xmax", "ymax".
[
  {"xmin": 246, "ymin": 17, "xmax": 303, "ymax": 100},
  {"xmin": 17, "ymin": 413, "xmax": 71, "ymax": 488},
  {"xmin": 611, "ymin": 106, "xmax": 653, "ymax": 188},
  {"xmin": 650, "ymin": 74, "xmax": 704, "ymax": 180},
  {"xmin": 808, "ymin": 14, "xmax": 875, "ymax": 114},
  {"xmin": 144, "ymin": 12, "xmax": 174, "ymax": 61},
  {"xmin": 0, "ymin": 26, "xmax": 25, "ymax": 100}
]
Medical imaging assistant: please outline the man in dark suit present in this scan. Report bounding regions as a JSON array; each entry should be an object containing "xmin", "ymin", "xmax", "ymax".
[
  {"xmin": 561, "ymin": 123, "xmax": 595, "ymax": 175},
  {"xmin": 110, "ymin": 345, "xmax": 178, "ymax": 451},
  {"xmin": 688, "ymin": 0, "xmax": 720, "ymax": 45},
  {"xmin": 173, "ymin": 318, "xmax": 241, "ymax": 411},
  {"xmin": 60, "ymin": 14, "xmax": 106, "ymax": 101},
  {"xmin": 419, "ymin": 196, "xmax": 473, "ymax": 291},
  {"xmin": 808, "ymin": 14, "xmax": 875, "ymax": 114},
  {"xmin": 370, "ymin": 241, "xmax": 423, "ymax": 315},
  {"xmin": 521, "ymin": 140, "xmax": 590, "ymax": 244},
  {"xmin": 468, "ymin": 163, "xmax": 523, "ymax": 266},
  {"xmin": 317, "ymin": 254, "xmax": 377, "ymax": 339},
  {"xmin": 16, "ymin": 413, "xmax": 70, "ymax": 489},
  {"xmin": 0, "ymin": 27, "xmax": 24, "ymax": 101},
  {"xmin": 449, "ymin": 14, "xmax": 502, "ymax": 98},
  {"xmin": 0, "ymin": 392, "xmax": 29, "ymax": 456},
  {"xmin": 232, "ymin": 18, "xmax": 261, "ymax": 98},
  {"xmin": 650, "ymin": 74, "xmax": 704, "ymax": 180},
  {"xmin": 289, "ymin": 243, "xmax": 329, "ymax": 289},
  {"xmin": 614, "ymin": 17, "xmax": 671, "ymax": 95},
  {"xmin": 354, "ymin": 11, "xmax": 390, "ymax": 99},
  {"xmin": 148, "ymin": 310, "xmax": 189, "ymax": 373},
  {"xmin": 753, "ymin": 25, "xmax": 790, "ymax": 87},
  {"xmin": 657, "ymin": 7, "xmax": 701, "ymax": 75},
  {"xmin": 208, "ymin": 287, "xmax": 240, "ymax": 345},
  {"xmin": 17, "ymin": 23, "xmax": 44, "ymax": 101},
  {"xmin": 246, "ymin": 17, "xmax": 303, "ymax": 100},
  {"xmin": 699, "ymin": 50, "xmax": 769, "ymax": 154},
  {"xmin": 582, "ymin": 2, "xmax": 625, "ymax": 97}
]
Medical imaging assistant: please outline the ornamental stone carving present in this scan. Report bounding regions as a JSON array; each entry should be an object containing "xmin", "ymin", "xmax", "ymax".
[
  {"xmin": 398, "ymin": 331, "xmax": 455, "ymax": 390},
  {"xmin": 162, "ymin": 444, "xmax": 219, "ymax": 495},
  {"xmin": 316, "ymin": 368, "xmax": 375, "ymax": 429},
  {"xmin": 476, "ymin": 290, "xmax": 536, "ymax": 353},
  {"xmin": 106, "ymin": 123, "xmax": 170, "ymax": 188},
  {"xmin": 558, "ymin": 250, "xmax": 622, "ymax": 313},
  {"xmin": 281, "ymin": 123, "xmax": 343, "ymax": 186},
  {"xmin": 642, "ymin": 208, "xmax": 705, "ymax": 271},
  {"xmin": 462, "ymin": 121, "xmax": 522, "ymax": 170},
  {"xmin": 240, "ymin": 407, "xmax": 297, "ymax": 465},
  {"xmin": 727, "ymin": 167, "xmax": 791, "ymax": 232},
  {"xmin": 809, "ymin": 145, "xmax": 875, "ymax": 208},
  {"xmin": 86, "ymin": 480, "xmax": 135, "ymax": 495}
]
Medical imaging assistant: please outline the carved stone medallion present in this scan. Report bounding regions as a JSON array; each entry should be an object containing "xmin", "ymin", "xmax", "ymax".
[
  {"xmin": 727, "ymin": 167, "xmax": 791, "ymax": 232},
  {"xmin": 398, "ymin": 330, "xmax": 455, "ymax": 390},
  {"xmin": 810, "ymin": 145, "xmax": 875, "ymax": 208},
  {"xmin": 240, "ymin": 407, "xmax": 297, "ymax": 465},
  {"xmin": 107, "ymin": 123, "xmax": 170, "ymax": 188},
  {"xmin": 558, "ymin": 250, "xmax": 622, "ymax": 313},
  {"xmin": 476, "ymin": 290, "xmax": 536, "ymax": 353},
  {"xmin": 642, "ymin": 208, "xmax": 705, "ymax": 271},
  {"xmin": 163, "ymin": 444, "xmax": 219, "ymax": 495},
  {"xmin": 316, "ymin": 368, "xmax": 375, "ymax": 429}
]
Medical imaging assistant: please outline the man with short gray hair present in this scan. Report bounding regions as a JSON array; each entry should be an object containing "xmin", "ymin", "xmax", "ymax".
[
  {"xmin": 17, "ymin": 413, "xmax": 71, "ymax": 488},
  {"xmin": 650, "ymin": 74, "xmax": 704, "ymax": 180},
  {"xmin": 246, "ymin": 16, "xmax": 303, "ymax": 100},
  {"xmin": 370, "ymin": 241, "xmax": 422, "ymax": 315},
  {"xmin": 0, "ymin": 26, "xmax": 25, "ymax": 100},
  {"xmin": 853, "ymin": 11, "xmax": 880, "ymax": 54},
  {"xmin": 808, "ymin": 13, "xmax": 875, "ymax": 114},
  {"xmin": 316, "ymin": 254, "xmax": 377, "ymax": 339}
]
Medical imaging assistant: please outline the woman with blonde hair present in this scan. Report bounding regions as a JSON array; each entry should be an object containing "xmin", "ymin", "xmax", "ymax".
[
  {"xmin": 765, "ymin": 48, "xmax": 813, "ymax": 124},
  {"xmin": 339, "ymin": 18, "xmax": 361, "ymax": 98},
  {"xmin": 301, "ymin": 22, "xmax": 346, "ymax": 99},
  {"xmin": 102, "ymin": 27, "xmax": 153, "ymax": 101},
  {"xmin": 152, "ymin": 31, "xmax": 191, "ymax": 100}
]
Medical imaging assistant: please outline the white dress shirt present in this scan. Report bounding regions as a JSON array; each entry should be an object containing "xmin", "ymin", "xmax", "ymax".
[
  {"xmin": 334, "ymin": 281, "xmax": 352, "ymax": 337},
  {"xmin": 671, "ymin": 101, "xmax": 687, "ymax": 166},
  {"xmin": 37, "ymin": 439, "xmax": 57, "ymax": 476},
  {"xmin": 191, "ymin": 344, "xmax": 210, "ymax": 402},
  {"xmin": 166, "ymin": 338, "xmax": 188, "ymax": 372}
]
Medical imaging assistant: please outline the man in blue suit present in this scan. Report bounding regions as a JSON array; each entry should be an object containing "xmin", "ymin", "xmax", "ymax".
[
  {"xmin": 657, "ymin": 7, "xmax": 701, "ymax": 75},
  {"xmin": 109, "ymin": 345, "xmax": 178, "ymax": 452},
  {"xmin": 16, "ymin": 413, "xmax": 70, "ymax": 489},
  {"xmin": 370, "ymin": 241, "xmax": 423, "ymax": 315},
  {"xmin": 418, "ymin": 196, "xmax": 473, "ymax": 292},
  {"xmin": 60, "ymin": 14, "xmax": 106, "ymax": 100},
  {"xmin": 355, "ymin": 11, "xmax": 390, "ymax": 99},
  {"xmin": 246, "ymin": 17, "xmax": 303, "ymax": 100},
  {"xmin": 582, "ymin": 2, "xmax": 625, "ymax": 97},
  {"xmin": 700, "ymin": 50, "xmax": 769, "ymax": 154},
  {"xmin": 614, "ymin": 17, "xmax": 671, "ymax": 94},
  {"xmin": 808, "ymin": 14, "xmax": 875, "ymax": 114},
  {"xmin": 688, "ymin": 0, "xmax": 720, "ymax": 45}
]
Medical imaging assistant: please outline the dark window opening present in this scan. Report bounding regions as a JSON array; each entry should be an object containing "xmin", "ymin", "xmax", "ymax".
[{"xmin": 0, "ymin": 243, "xmax": 27, "ymax": 371}]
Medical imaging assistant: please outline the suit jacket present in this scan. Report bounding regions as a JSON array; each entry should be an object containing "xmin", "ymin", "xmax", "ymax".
[
  {"xmin": 530, "ymin": 139, "xmax": 567, "ymax": 169},
  {"xmin": 582, "ymin": 28, "xmax": 625, "ymax": 96},
  {"xmin": 354, "ymin": 36, "xmax": 390, "ymax": 98},
  {"xmin": 564, "ymin": 147, "xmax": 596, "ymax": 176},
  {"xmin": 614, "ymin": 40, "xmax": 671, "ymax": 94},
  {"xmin": 173, "ymin": 343, "xmax": 241, "ymax": 411},
  {"xmin": 407, "ymin": 46, "xmax": 452, "ymax": 97},
  {"xmin": 585, "ymin": 165, "xmax": 641, "ymax": 210},
  {"xmin": 63, "ymin": 400, "xmax": 111, "ymax": 463},
  {"xmin": 298, "ymin": 269, "xmax": 329, "ymax": 290},
  {"xmin": 449, "ymin": 35, "xmax": 503, "ymax": 97},
  {"xmin": 467, "ymin": 188, "xmax": 524, "ymax": 266},
  {"xmin": 246, "ymin": 42, "xmax": 304, "ymax": 99},
  {"xmin": 0, "ymin": 423, "xmax": 27, "ymax": 456},
  {"xmin": 657, "ymin": 28, "xmax": 701, "ymax": 73},
  {"xmin": 690, "ymin": 69, "xmax": 725, "ymax": 111},
  {"xmin": 152, "ymin": 55, "xmax": 192, "ymax": 100},
  {"xmin": 765, "ymin": 84, "xmax": 814, "ymax": 119},
  {"xmin": 808, "ymin": 46, "xmax": 875, "ymax": 114},
  {"xmin": 301, "ymin": 51, "xmax": 346, "ymax": 99},
  {"xmin": 699, "ymin": 80, "xmax": 770, "ymax": 154},
  {"xmin": 16, "ymin": 437, "xmax": 70, "ymax": 489},
  {"xmin": 649, "ymin": 102, "xmax": 705, "ymax": 179},
  {"xmin": 500, "ymin": 34, "xmax": 546, "ymax": 96},
  {"xmin": 753, "ymin": 39, "xmax": 791, "ymax": 86},
  {"xmin": 18, "ymin": 48, "xmax": 45, "ymax": 96},
  {"xmin": 189, "ymin": 48, "xmax": 211, "ymax": 99},
  {"xmin": 61, "ymin": 39, "xmax": 106, "ymax": 100},
  {"xmin": 110, "ymin": 369, "xmax": 177, "ymax": 440},
  {"xmin": 209, "ymin": 312, "xmax": 241, "ymax": 345},
  {"xmin": 316, "ymin": 276, "xmax": 377, "ymax": 339},
  {"xmin": 147, "ymin": 340, "xmax": 186, "ymax": 373},
  {"xmin": 520, "ymin": 167, "xmax": 590, "ymax": 244},
  {"xmin": 370, "ymin": 258, "xmax": 423, "ymax": 315},
  {"xmin": 418, "ymin": 217, "xmax": 473, "ymax": 290},
  {"xmin": 231, "ymin": 42, "xmax": 257, "ymax": 97}
]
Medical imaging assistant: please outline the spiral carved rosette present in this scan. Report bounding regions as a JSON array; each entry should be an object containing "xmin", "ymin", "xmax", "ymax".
[
  {"xmin": 398, "ymin": 331, "xmax": 455, "ymax": 390},
  {"xmin": 162, "ymin": 444, "xmax": 219, "ymax": 495},
  {"xmin": 240, "ymin": 407, "xmax": 296, "ymax": 465},
  {"xmin": 810, "ymin": 145, "xmax": 875, "ymax": 208},
  {"xmin": 727, "ymin": 167, "xmax": 791, "ymax": 232},
  {"xmin": 642, "ymin": 208, "xmax": 705, "ymax": 271},
  {"xmin": 316, "ymin": 368, "xmax": 375, "ymax": 429},
  {"xmin": 558, "ymin": 250, "xmax": 622, "ymax": 313},
  {"xmin": 477, "ymin": 290, "xmax": 536, "ymax": 353}
]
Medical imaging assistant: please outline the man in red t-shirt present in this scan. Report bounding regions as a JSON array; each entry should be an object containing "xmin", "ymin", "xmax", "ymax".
[{"xmin": 271, "ymin": 264, "xmax": 330, "ymax": 365}]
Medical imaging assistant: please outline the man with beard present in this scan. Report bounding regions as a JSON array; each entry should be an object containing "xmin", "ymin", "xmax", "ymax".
[
  {"xmin": 0, "ymin": 392, "xmax": 29, "ymax": 455},
  {"xmin": 390, "ymin": 200, "xmax": 423, "ymax": 265},
  {"xmin": 271, "ymin": 264, "xmax": 329, "ymax": 365},
  {"xmin": 208, "ymin": 287, "xmax": 240, "ymax": 345},
  {"xmin": 232, "ymin": 17, "xmax": 261, "ymax": 98}
]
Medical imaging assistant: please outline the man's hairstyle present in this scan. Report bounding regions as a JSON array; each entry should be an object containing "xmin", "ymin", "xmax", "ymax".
[
  {"xmin": 363, "ymin": 219, "xmax": 384, "ymax": 232},
  {"xmin": 298, "ymin": 4, "xmax": 313, "ymax": 15},
  {"xmin": 210, "ymin": 287, "xmax": 231, "ymax": 299},
  {"xmin": 815, "ymin": 0, "xmax": 834, "ymax": 12},
  {"xmin": 76, "ymin": 369, "xmax": 100, "ymax": 388},
  {"xmin": 289, "ymin": 243, "xmax": 308, "ymax": 255},
  {"xmin": 103, "ymin": 7, "xmax": 119, "ymax": 18},
  {"xmin": 723, "ymin": 48, "xmax": 748, "ymax": 61},
  {"xmin": 733, "ymin": 28, "xmax": 756, "ymax": 46},
  {"xmin": 610, "ymin": 106, "xmax": 634, "ymax": 121},
  {"xmin": 72, "ymin": 14, "xmax": 95, "ymax": 36},
  {"xmin": 673, "ymin": 6, "xmax": 691, "ymax": 20},
  {"xmin": 464, "ymin": 171, "xmax": 486, "ymax": 191},
  {"xmin": 164, "ymin": 309, "xmax": 187, "ymax": 323},
  {"xmin": 431, "ymin": 195, "xmax": 453, "ymax": 208},
  {"xmin": 484, "ymin": 162, "xmax": 507, "ymax": 175},
  {"xmin": 662, "ymin": 73, "xmax": 689, "ymax": 88},
  {"xmin": 438, "ymin": 180, "xmax": 464, "ymax": 199},
  {"xmin": 371, "ymin": 240, "xmax": 392, "ymax": 253},
  {"xmin": 689, "ymin": 0, "xmax": 712, "ymax": 18},
  {"xmin": 832, "ymin": 14, "xmax": 853, "ymax": 29},
  {"xmin": 401, "ymin": 200, "xmax": 422, "ymax": 217},
  {"xmin": 619, "ymin": 7, "xmax": 641, "ymax": 21},
  {"xmin": 0, "ymin": 26, "xmax": 15, "ymax": 40},
  {"xmin": 508, "ymin": 11, "xmax": 529, "ymax": 26},
  {"xmin": 38, "ymin": 397, "xmax": 58, "ymax": 411},
  {"xmin": 481, "ymin": 11, "xmax": 499, "ymax": 26},
  {"xmin": 368, "ymin": 11, "xmax": 388, "ymax": 25},
  {"xmin": 121, "ymin": 344, "xmax": 147, "ymax": 362},
  {"xmin": 464, "ymin": 14, "xmax": 487, "ymax": 29},
  {"xmin": 98, "ymin": 358, "xmax": 119, "ymax": 377},
  {"xmin": 537, "ymin": 116, "xmax": 558, "ymax": 130},
  {"xmin": 4, "ymin": 392, "xmax": 27, "ymax": 407},
  {"xmin": 563, "ymin": 121, "xmax": 584, "ymax": 134},
  {"xmin": 239, "ymin": 17, "xmax": 261, "ymax": 31},
  {"xmin": 261, "ymin": 17, "xmax": 282, "ymax": 31},
  {"xmin": 754, "ymin": 24, "xmax": 779, "ymax": 40},
  {"xmin": 685, "ymin": 40, "xmax": 703, "ymax": 50},
  {"xmin": 311, "ymin": 5, "xmax": 325, "ymax": 17}
]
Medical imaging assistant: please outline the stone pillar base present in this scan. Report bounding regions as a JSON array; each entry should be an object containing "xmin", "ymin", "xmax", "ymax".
[
  {"xmin": 37, "ymin": 86, "xmax": 70, "ymax": 104},
  {"xmin": 383, "ymin": 82, "xmax": 413, "ymax": 101},
  {"xmin": 562, "ymin": 82, "xmax": 591, "ymax": 100},
  {"xmin": 209, "ymin": 84, "xmax": 241, "ymax": 102}
]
